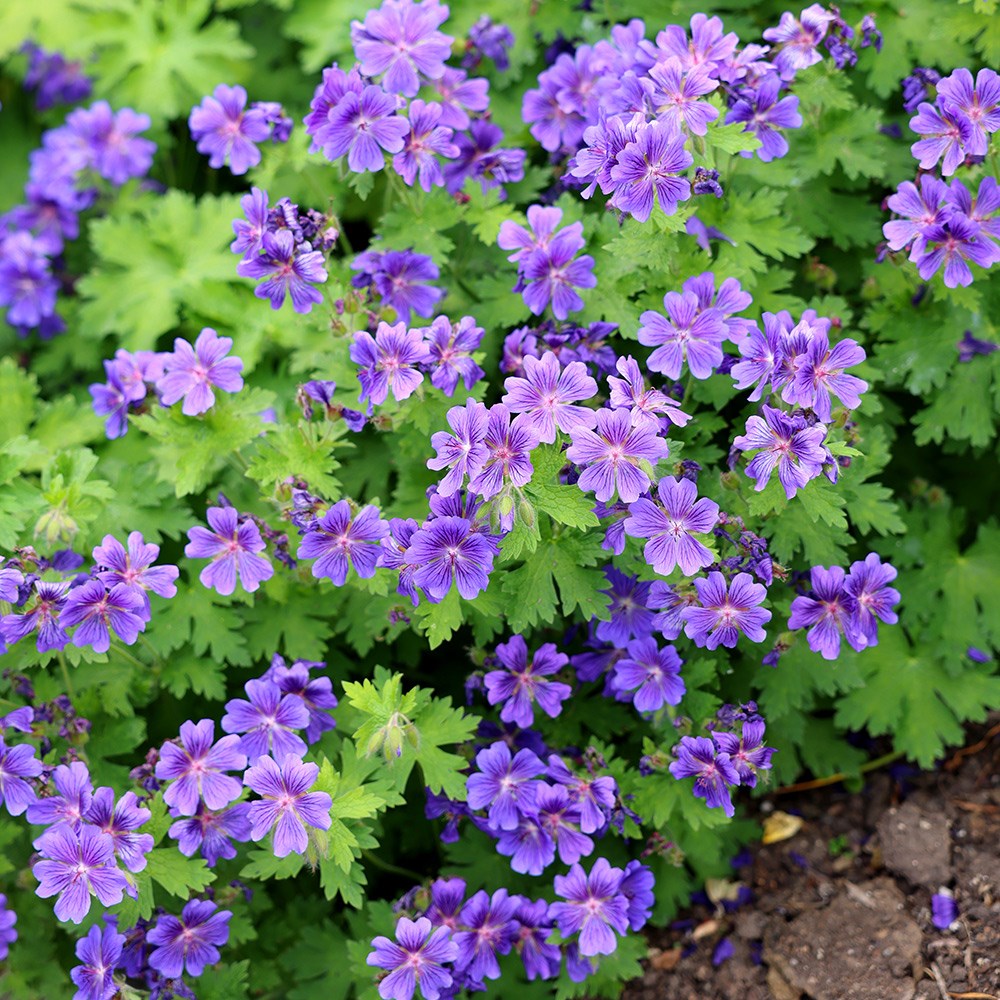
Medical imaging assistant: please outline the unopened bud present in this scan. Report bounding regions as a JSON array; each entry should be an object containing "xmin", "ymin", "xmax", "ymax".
[{"xmin": 518, "ymin": 498, "xmax": 536, "ymax": 529}]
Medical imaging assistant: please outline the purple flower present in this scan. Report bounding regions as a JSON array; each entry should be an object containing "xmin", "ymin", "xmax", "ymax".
[
  {"xmin": 909, "ymin": 101, "xmax": 972, "ymax": 176},
  {"xmin": 392, "ymin": 99, "xmax": 459, "ymax": 191},
  {"xmin": 231, "ymin": 186, "xmax": 270, "ymax": 258},
  {"xmin": 713, "ymin": 719, "xmax": 775, "ymax": 788},
  {"xmin": 244, "ymin": 753, "xmax": 332, "ymax": 858},
  {"xmin": 1, "ymin": 581, "xmax": 71, "ymax": 653},
  {"xmin": 32, "ymin": 825, "xmax": 130, "ymax": 923},
  {"xmin": 466, "ymin": 741, "xmax": 545, "ymax": 832},
  {"xmin": 367, "ymin": 916, "xmax": 458, "ymax": 1000},
  {"xmin": 914, "ymin": 216, "xmax": 999, "ymax": 288},
  {"xmin": 63, "ymin": 101, "xmax": 156, "ymax": 184},
  {"xmin": 426, "ymin": 876, "xmax": 467, "ymax": 929},
  {"xmin": 353, "ymin": 248, "xmax": 445, "ymax": 322},
  {"xmin": 268, "ymin": 656, "xmax": 338, "ymax": 744},
  {"xmin": 733, "ymin": 406, "xmax": 828, "ymax": 499},
  {"xmin": 931, "ymin": 891, "xmax": 958, "ymax": 930},
  {"xmin": 535, "ymin": 783, "xmax": 593, "ymax": 865},
  {"xmin": 519, "ymin": 237, "xmax": 597, "ymax": 321},
  {"xmin": 298, "ymin": 501, "xmax": 389, "ymax": 585},
  {"xmin": 185, "ymin": 506, "xmax": 274, "ymax": 596},
  {"xmin": 454, "ymin": 889, "xmax": 519, "ymax": 981},
  {"xmin": 443, "ymin": 120, "xmax": 526, "ymax": 199},
  {"xmin": 22, "ymin": 43, "xmax": 93, "ymax": 110},
  {"xmin": 620, "ymin": 861, "xmax": 655, "ymax": 931},
  {"xmin": 304, "ymin": 64, "xmax": 365, "ymax": 148},
  {"xmin": 596, "ymin": 568, "xmax": 655, "ymax": 647},
  {"xmin": 156, "ymin": 328, "xmax": 244, "ymax": 416},
  {"xmin": 787, "ymin": 332, "xmax": 867, "ymax": 421},
  {"xmin": 566, "ymin": 406, "xmax": 669, "ymax": 503},
  {"xmin": 725, "ymin": 76, "xmax": 802, "ymax": 161},
  {"xmin": 936, "ymin": 68, "xmax": 1000, "ymax": 157},
  {"xmin": 512, "ymin": 897, "xmax": 561, "ymax": 981},
  {"xmin": 0, "ymin": 897, "xmax": 16, "ymax": 961},
  {"xmin": 351, "ymin": 1, "xmax": 453, "ymax": 97},
  {"xmin": 624, "ymin": 475, "xmax": 719, "ymax": 576},
  {"xmin": 466, "ymin": 16, "xmax": 515, "ymax": 72},
  {"xmin": 351, "ymin": 321, "xmax": 431, "ymax": 406},
  {"xmin": 0, "ymin": 231, "xmax": 59, "ymax": 330},
  {"xmin": 788, "ymin": 565, "xmax": 856, "ymax": 659},
  {"xmin": 168, "ymin": 803, "xmax": 252, "ymax": 866},
  {"xmin": 484, "ymin": 635, "xmax": 571, "ymax": 728},
  {"xmin": 427, "ymin": 398, "xmax": 490, "ymax": 497},
  {"xmin": 609, "ymin": 120, "xmax": 693, "ymax": 223},
  {"xmin": 406, "ymin": 516, "xmax": 496, "ymax": 602},
  {"xmin": 496, "ymin": 815, "xmax": 555, "ymax": 875},
  {"xmin": 607, "ymin": 355, "xmax": 690, "ymax": 431},
  {"xmin": 222, "ymin": 678, "xmax": 309, "ymax": 764},
  {"xmin": 467, "ymin": 404, "xmax": 538, "ymax": 500},
  {"xmin": 320, "ymin": 85, "xmax": 409, "ymax": 171},
  {"xmin": 432, "ymin": 67, "xmax": 490, "ymax": 130},
  {"xmin": 61, "ymin": 580, "xmax": 146, "ymax": 654},
  {"xmin": 92, "ymin": 532, "xmax": 178, "ymax": 616},
  {"xmin": 421, "ymin": 315, "xmax": 485, "ymax": 396},
  {"xmin": 668, "ymin": 735, "xmax": 740, "ymax": 816},
  {"xmin": 550, "ymin": 858, "xmax": 629, "ymax": 957},
  {"xmin": 610, "ymin": 638, "xmax": 685, "ymax": 713},
  {"xmin": 89, "ymin": 361, "xmax": 136, "ymax": 440},
  {"xmin": 569, "ymin": 115, "xmax": 642, "ymax": 199},
  {"xmin": 84, "ymin": 788, "xmax": 154, "ymax": 874},
  {"xmin": 155, "ymin": 719, "xmax": 247, "ymax": 816},
  {"xmin": 681, "ymin": 572, "xmax": 771, "ymax": 649},
  {"xmin": 26, "ymin": 760, "xmax": 92, "ymax": 830},
  {"xmin": 502, "ymin": 352, "xmax": 598, "ymax": 444},
  {"xmin": 882, "ymin": 175, "xmax": 951, "ymax": 255},
  {"xmin": 546, "ymin": 755, "xmax": 617, "ymax": 834},
  {"xmin": 147, "ymin": 899, "xmax": 231, "ymax": 978},
  {"xmin": 188, "ymin": 84, "xmax": 271, "ymax": 174},
  {"xmin": 71, "ymin": 923, "xmax": 124, "ymax": 1000},
  {"xmin": 844, "ymin": 553, "xmax": 900, "ymax": 649},
  {"xmin": 648, "ymin": 57, "xmax": 719, "ymax": 135},
  {"xmin": 639, "ymin": 290, "xmax": 727, "ymax": 380},
  {"xmin": 237, "ymin": 229, "xmax": 328, "ymax": 313},
  {"xmin": 0, "ymin": 737, "xmax": 42, "ymax": 816},
  {"xmin": 762, "ymin": 4, "xmax": 835, "ymax": 78}
]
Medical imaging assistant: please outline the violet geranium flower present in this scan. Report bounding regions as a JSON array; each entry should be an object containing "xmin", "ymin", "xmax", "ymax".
[
  {"xmin": 237, "ymin": 229, "xmax": 328, "ymax": 313},
  {"xmin": 725, "ymin": 75, "xmax": 802, "ymax": 162},
  {"xmin": 421, "ymin": 314, "xmax": 485, "ymax": 396},
  {"xmin": 467, "ymin": 404, "xmax": 539, "ymax": 500},
  {"xmin": 502, "ymin": 351, "xmax": 598, "ymax": 444},
  {"xmin": 155, "ymin": 719, "xmax": 247, "ymax": 816},
  {"xmin": 713, "ymin": 719, "xmax": 776, "ymax": 788},
  {"xmin": 669, "ymin": 735, "xmax": 740, "ymax": 816},
  {"xmin": 0, "ymin": 738, "xmax": 42, "ymax": 816},
  {"xmin": 392, "ymin": 99, "xmax": 459, "ymax": 191},
  {"xmin": 92, "ymin": 531, "xmax": 179, "ymax": 616},
  {"xmin": 26, "ymin": 760, "xmax": 92, "ymax": 830},
  {"xmin": 70, "ymin": 923, "xmax": 125, "ymax": 1000},
  {"xmin": 147, "ymin": 899, "xmax": 231, "ymax": 978},
  {"xmin": 427, "ymin": 398, "xmax": 490, "ymax": 497},
  {"xmin": 61, "ymin": 580, "xmax": 146, "ymax": 654},
  {"xmin": 566, "ymin": 406, "xmax": 669, "ymax": 503},
  {"xmin": 609, "ymin": 120, "xmax": 693, "ymax": 223},
  {"xmin": 549, "ymin": 857, "xmax": 629, "ymax": 957},
  {"xmin": 83, "ymin": 788, "xmax": 154, "ymax": 874},
  {"xmin": 0, "ymin": 581, "xmax": 70, "ymax": 653},
  {"xmin": 367, "ymin": 916, "xmax": 459, "ymax": 1000},
  {"xmin": 188, "ymin": 84, "xmax": 270, "ymax": 175},
  {"xmin": 297, "ymin": 501, "xmax": 390, "ymax": 585},
  {"xmin": 320, "ymin": 85, "xmax": 410, "ymax": 172},
  {"xmin": 185, "ymin": 506, "xmax": 274, "ymax": 596},
  {"xmin": 350, "ymin": 321, "xmax": 431, "ymax": 407},
  {"xmin": 610, "ymin": 637, "xmax": 685, "ymax": 713},
  {"xmin": 244, "ymin": 754, "xmax": 332, "ymax": 858},
  {"xmin": 681, "ymin": 571, "xmax": 771, "ymax": 649},
  {"xmin": 484, "ymin": 635, "xmax": 572, "ymax": 728},
  {"xmin": 788, "ymin": 565, "xmax": 857, "ymax": 659},
  {"xmin": 844, "ymin": 552, "xmax": 900, "ymax": 649},
  {"xmin": 732, "ymin": 406, "xmax": 828, "ymax": 499},
  {"xmin": 623, "ymin": 475, "xmax": 719, "ymax": 576},
  {"xmin": 638, "ymin": 290, "xmax": 728, "ymax": 380},
  {"xmin": 156, "ymin": 328, "xmax": 244, "ymax": 416},
  {"xmin": 453, "ymin": 889, "xmax": 519, "ymax": 981},
  {"xmin": 405, "ymin": 515, "xmax": 497, "ymax": 602},
  {"xmin": 221, "ymin": 678, "xmax": 309, "ymax": 764},
  {"xmin": 466, "ymin": 741, "xmax": 545, "ymax": 832},
  {"xmin": 168, "ymin": 802, "xmax": 252, "ymax": 867}
]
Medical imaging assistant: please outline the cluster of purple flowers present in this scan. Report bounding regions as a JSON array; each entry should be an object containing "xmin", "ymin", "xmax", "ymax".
[
  {"xmin": 20, "ymin": 41, "xmax": 93, "ymax": 110},
  {"xmin": 350, "ymin": 246, "xmax": 445, "ymax": 322},
  {"xmin": 788, "ymin": 553, "xmax": 900, "ymax": 659},
  {"xmin": 501, "ymin": 319, "xmax": 618, "ymax": 379},
  {"xmin": 0, "ymin": 533, "xmax": 178, "ymax": 656},
  {"xmin": 668, "ymin": 711, "xmax": 775, "ymax": 816},
  {"xmin": 882, "ymin": 67, "xmax": 1000, "ymax": 287},
  {"xmin": 232, "ymin": 186, "xmax": 334, "ymax": 313},
  {"xmin": 299, "ymin": 1, "xmax": 526, "ymax": 200},
  {"xmin": 89, "ymin": 328, "xmax": 245, "ymax": 438},
  {"xmin": 189, "ymin": 84, "xmax": 292, "ymax": 175},
  {"xmin": 0, "ymin": 97, "xmax": 155, "ymax": 337}
]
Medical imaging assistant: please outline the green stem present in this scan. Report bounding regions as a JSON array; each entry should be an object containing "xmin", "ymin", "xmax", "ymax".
[
  {"xmin": 109, "ymin": 644, "xmax": 148, "ymax": 672},
  {"xmin": 361, "ymin": 850, "xmax": 425, "ymax": 882},
  {"xmin": 58, "ymin": 652, "xmax": 76, "ymax": 701},
  {"xmin": 774, "ymin": 749, "xmax": 904, "ymax": 795}
]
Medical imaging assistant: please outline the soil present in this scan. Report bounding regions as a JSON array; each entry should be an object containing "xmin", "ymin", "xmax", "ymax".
[{"xmin": 621, "ymin": 717, "xmax": 1000, "ymax": 1000}]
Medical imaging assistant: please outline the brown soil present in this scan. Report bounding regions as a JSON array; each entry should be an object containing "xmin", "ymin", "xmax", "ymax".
[{"xmin": 622, "ymin": 718, "xmax": 1000, "ymax": 1000}]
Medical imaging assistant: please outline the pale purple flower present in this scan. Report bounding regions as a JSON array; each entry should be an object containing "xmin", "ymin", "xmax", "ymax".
[
  {"xmin": 788, "ymin": 565, "xmax": 856, "ymax": 659},
  {"xmin": 392, "ymin": 99, "xmax": 459, "ymax": 191},
  {"xmin": 787, "ymin": 332, "xmax": 867, "ymax": 421},
  {"xmin": 566, "ymin": 406, "xmax": 669, "ymax": 503},
  {"xmin": 466, "ymin": 741, "xmax": 545, "ymax": 832},
  {"xmin": 185, "ymin": 506, "xmax": 274, "ymax": 596},
  {"xmin": 244, "ymin": 753, "xmax": 332, "ymax": 857},
  {"xmin": 422, "ymin": 315, "xmax": 485, "ymax": 396},
  {"xmin": 33, "ymin": 825, "xmax": 130, "ymax": 924},
  {"xmin": 936, "ymin": 67, "xmax": 1000, "ymax": 156},
  {"xmin": 63, "ymin": 101, "xmax": 156, "ymax": 184},
  {"xmin": 484, "ymin": 635, "xmax": 572, "ymax": 728},
  {"xmin": 609, "ymin": 120, "xmax": 693, "ymax": 223},
  {"xmin": 947, "ymin": 176, "xmax": 1000, "ymax": 248},
  {"xmin": 298, "ymin": 501, "xmax": 389, "ymax": 585},
  {"xmin": 512, "ymin": 897, "xmax": 561, "ymax": 981},
  {"xmin": 61, "ymin": 580, "xmax": 146, "ymax": 654},
  {"xmin": 188, "ymin": 84, "xmax": 270, "ymax": 174},
  {"xmin": 147, "ymin": 899, "xmax": 231, "ymax": 978},
  {"xmin": 466, "ymin": 16, "xmax": 515, "ymax": 71},
  {"xmin": 550, "ymin": 858, "xmax": 629, "ymax": 957},
  {"xmin": 607, "ymin": 355, "xmax": 690, "ymax": 430},
  {"xmin": 351, "ymin": 321, "xmax": 431, "ymax": 406},
  {"xmin": 405, "ymin": 516, "xmax": 496, "ymax": 601},
  {"xmin": 611, "ymin": 637, "xmax": 685, "ymax": 713},
  {"xmin": 596, "ymin": 568, "xmax": 655, "ymax": 647},
  {"xmin": 498, "ymin": 206, "xmax": 582, "ymax": 265},
  {"xmin": 304, "ymin": 64, "xmax": 365, "ymax": 149},
  {"xmin": 0, "ymin": 231, "xmax": 59, "ymax": 329},
  {"xmin": 844, "ymin": 553, "xmax": 900, "ymax": 649},
  {"xmin": 71, "ymin": 923, "xmax": 124, "ymax": 1000},
  {"xmin": 26, "ymin": 760, "xmax": 92, "ymax": 830},
  {"xmin": 351, "ymin": 1, "xmax": 453, "ymax": 97},
  {"xmin": 914, "ymin": 216, "xmax": 999, "ymax": 288},
  {"xmin": 443, "ymin": 119, "xmax": 526, "ymax": 198},
  {"xmin": 502, "ymin": 352, "xmax": 598, "ymax": 443},
  {"xmin": 268, "ymin": 656, "xmax": 338, "ymax": 744},
  {"xmin": 367, "ymin": 916, "xmax": 458, "ymax": 1000},
  {"xmin": 320, "ymin": 85, "xmax": 409, "ymax": 171},
  {"xmin": 467, "ymin": 404, "xmax": 538, "ymax": 500},
  {"xmin": 569, "ymin": 114, "xmax": 642, "ymax": 198},
  {"xmin": 909, "ymin": 101, "xmax": 973, "ymax": 176},
  {"xmin": 231, "ymin": 186, "xmax": 270, "ymax": 258},
  {"xmin": 638, "ymin": 290, "xmax": 727, "ymax": 379},
  {"xmin": 453, "ymin": 888, "xmax": 519, "ymax": 981},
  {"xmin": 733, "ymin": 406, "xmax": 828, "ymax": 499},
  {"xmin": 0, "ymin": 738, "xmax": 42, "ymax": 816},
  {"xmin": 681, "ymin": 572, "xmax": 771, "ymax": 649},
  {"xmin": 92, "ymin": 531, "xmax": 178, "ymax": 617},
  {"xmin": 725, "ymin": 76, "xmax": 802, "ymax": 161},
  {"xmin": 713, "ymin": 719, "xmax": 775, "ymax": 787},
  {"xmin": 221, "ymin": 678, "xmax": 309, "ymax": 763},
  {"xmin": 156, "ymin": 328, "xmax": 244, "ymax": 416},
  {"xmin": 427, "ymin": 398, "xmax": 490, "ymax": 496},
  {"xmin": 520, "ymin": 242, "xmax": 597, "ymax": 321},
  {"xmin": 623, "ymin": 475, "xmax": 719, "ymax": 576},
  {"xmin": 84, "ymin": 788, "xmax": 153, "ymax": 874},
  {"xmin": 168, "ymin": 802, "xmax": 252, "ymax": 866},
  {"xmin": 762, "ymin": 4, "xmax": 836, "ymax": 79},
  {"xmin": 1, "ymin": 581, "xmax": 70, "ymax": 653},
  {"xmin": 432, "ymin": 67, "xmax": 490, "ymax": 130},
  {"xmin": 155, "ymin": 719, "xmax": 247, "ymax": 816},
  {"xmin": 353, "ymin": 248, "xmax": 445, "ymax": 322},
  {"xmin": 496, "ymin": 815, "xmax": 555, "ymax": 875},
  {"xmin": 650, "ymin": 13, "xmax": 738, "ymax": 73},
  {"xmin": 668, "ymin": 735, "xmax": 739, "ymax": 816},
  {"xmin": 237, "ymin": 229, "xmax": 328, "ymax": 313},
  {"xmin": 648, "ymin": 57, "xmax": 719, "ymax": 135},
  {"xmin": 546, "ymin": 755, "xmax": 617, "ymax": 835}
]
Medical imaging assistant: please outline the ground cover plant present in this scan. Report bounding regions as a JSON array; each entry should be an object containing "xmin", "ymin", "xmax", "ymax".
[{"xmin": 0, "ymin": 0, "xmax": 997, "ymax": 997}]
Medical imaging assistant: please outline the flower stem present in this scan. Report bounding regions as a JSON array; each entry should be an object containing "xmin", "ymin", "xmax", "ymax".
[
  {"xmin": 361, "ymin": 849, "xmax": 425, "ymax": 883},
  {"xmin": 773, "ymin": 749, "xmax": 904, "ymax": 795}
]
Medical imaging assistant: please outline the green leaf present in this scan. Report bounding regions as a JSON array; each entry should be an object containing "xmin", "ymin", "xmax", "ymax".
[
  {"xmin": 525, "ymin": 483, "xmax": 600, "ymax": 529},
  {"xmin": 247, "ymin": 422, "xmax": 348, "ymax": 499},
  {"xmin": 146, "ymin": 847, "xmax": 215, "ymax": 898},
  {"xmin": 703, "ymin": 120, "xmax": 762, "ymax": 156},
  {"xmin": 412, "ymin": 588, "xmax": 465, "ymax": 649}
]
